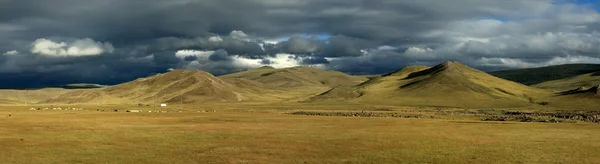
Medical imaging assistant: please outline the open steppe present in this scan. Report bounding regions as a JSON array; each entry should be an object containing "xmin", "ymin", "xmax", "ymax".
[{"xmin": 2, "ymin": 61, "xmax": 600, "ymax": 163}]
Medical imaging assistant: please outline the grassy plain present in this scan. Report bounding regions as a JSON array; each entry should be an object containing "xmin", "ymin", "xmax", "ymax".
[{"xmin": 1, "ymin": 104, "xmax": 600, "ymax": 164}]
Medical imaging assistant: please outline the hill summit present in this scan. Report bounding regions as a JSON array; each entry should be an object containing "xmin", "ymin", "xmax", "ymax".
[
  {"xmin": 220, "ymin": 66, "xmax": 368, "ymax": 88},
  {"xmin": 311, "ymin": 61, "xmax": 551, "ymax": 108},
  {"xmin": 45, "ymin": 69, "xmax": 248, "ymax": 104}
]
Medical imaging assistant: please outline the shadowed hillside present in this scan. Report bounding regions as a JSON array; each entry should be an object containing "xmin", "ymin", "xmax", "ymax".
[
  {"xmin": 489, "ymin": 64, "xmax": 600, "ymax": 85},
  {"xmin": 312, "ymin": 61, "xmax": 552, "ymax": 108},
  {"xmin": 543, "ymin": 85, "xmax": 600, "ymax": 110},
  {"xmin": 559, "ymin": 85, "xmax": 600, "ymax": 96},
  {"xmin": 532, "ymin": 71, "xmax": 600, "ymax": 91}
]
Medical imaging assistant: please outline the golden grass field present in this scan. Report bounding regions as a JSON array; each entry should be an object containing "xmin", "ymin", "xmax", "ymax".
[{"xmin": 1, "ymin": 104, "xmax": 600, "ymax": 164}]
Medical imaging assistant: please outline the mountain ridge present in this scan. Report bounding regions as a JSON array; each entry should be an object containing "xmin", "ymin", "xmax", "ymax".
[{"xmin": 310, "ymin": 61, "xmax": 552, "ymax": 108}]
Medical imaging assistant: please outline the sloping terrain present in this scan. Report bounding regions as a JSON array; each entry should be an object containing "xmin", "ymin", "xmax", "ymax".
[
  {"xmin": 220, "ymin": 66, "xmax": 368, "ymax": 89},
  {"xmin": 306, "ymin": 66, "xmax": 430, "ymax": 102},
  {"xmin": 489, "ymin": 64, "xmax": 600, "ymax": 85},
  {"xmin": 532, "ymin": 71, "xmax": 600, "ymax": 91},
  {"xmin": 544, "ymin": 85, "xmax": 600, "ymax": 110},
  {"xmin": 559, "ymin": 85, "xmax": 600, "ymax": 96},
  {"xmin": 44, "ymin": 70, "xmax": 271, "ymax": 104},
  {"xmin": 312, "ymin": 62, "xmax": 552, "ymax": 108},
  {"xmin": 220, "ymin": 66, "xmax": 369, "ymax": 102},
  {"xmin": 0, "ymin": 88, "xmax": 70, "ymax": 104}
]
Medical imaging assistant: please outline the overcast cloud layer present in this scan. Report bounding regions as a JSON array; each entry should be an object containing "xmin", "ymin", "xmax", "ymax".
[{"xmin": 1, "ymin": 0, "xmax": 600, "ymax": 87}]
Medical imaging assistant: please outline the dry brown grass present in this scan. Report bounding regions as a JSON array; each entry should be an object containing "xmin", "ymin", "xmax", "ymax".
[
  {"xmin": 1, "ymin": 105, "xmax": 600, "ymax": 164},
  {"xmin": 314, "ymin": 61, "xmax": 553, "ymax": 109},
  {"xmin": 0, "ymin": 88, "xmax": 70, "ymax": 104}
]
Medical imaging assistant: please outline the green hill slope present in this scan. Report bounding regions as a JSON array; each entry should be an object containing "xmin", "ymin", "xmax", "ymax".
[
  {"xmin": 489, "ymin": 64, "xmax": 600, "ymax": 85},
  {"xmin": 532, "ymin": 71, "xmax": 600, "ymax": 91}
]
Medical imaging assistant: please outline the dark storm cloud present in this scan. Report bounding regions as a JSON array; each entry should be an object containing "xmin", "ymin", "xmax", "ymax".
[
  {"xmin": 319, "ymin": 35, "xmax": 375, "ymax": 57},
  {"xmin": 301, "ymin": 56, "xmax": 330, "ymax": 65},
  {"xmin": 150, "ymin": 35, "xmax": 266, "ymax": 58},
  {"xmin": 183, "ymin": 55, "xmax": 197, "ymax": 62},
  {"xmin": 1, "ymin": 0, "xmax": 600, "ymax": 87},
  {"xmin": 267, "ymin": 35, "xmax": 376, "ymax": 57},
  {"xmin": 208, "ymin": 50, "xmax": 232, "ymax": 61},
  {"xmin": 278, "ymin": 36, "xmax": 325, "ymax": 54},
  {"xmin": 0, "ymin": 52, "xmax": 166, "ymax": 87},
  {"xmin": 260, "ymin": 59, "xmax": 274, "ymax": 65}
]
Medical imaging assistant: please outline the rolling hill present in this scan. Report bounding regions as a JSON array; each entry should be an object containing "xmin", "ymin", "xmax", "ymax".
[
  {"xmin": 44, "ymin": 70, "xmax": 274, "ymax": 104},
  {"xmin": 0, "ymin": 88, "xmax": 70, "ymax": 104},
  {"xmin": 489, "ymin": 64, "xmax": 600, "ymax": 85},
  {"xmin": 21, "ymin": 62, "xmax": 596, "ymax": 109},
  {"xmin": 532, "ymin": 71, "xmax": 600, "ymax": 91},
  {"xmin": 543, "ymin": 85, "xmax": 600, "ymax": 110},
  {"xmin": 219, "ymin": 66, "xmax": 369, "ymax": 102},
  {"xmin": 43, "ymin": 67, "xmax": 369, "ymax": 104},
  {"xmin": 220, "ymin": 66, "xmax": 368, "ymax": 88},
  {"xmin": 559, "ymin": 85, "xmax": 600, "ymax": 96},
  {"xmin": 311, "ymin": 61, "xmax": 552, "ymax": 108}
]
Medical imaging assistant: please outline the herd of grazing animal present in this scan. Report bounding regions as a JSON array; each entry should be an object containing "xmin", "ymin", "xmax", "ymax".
[
  {"xmin": 3, "ymin": 106, "xmax": 215, "ymax": 118},
  {"xmin": 22, "ymin": 106, "xmax": 203, "ymax": 114},
  {"xmin": 29, "ymin": 107, "xmax": 84, "ymax": 111}
]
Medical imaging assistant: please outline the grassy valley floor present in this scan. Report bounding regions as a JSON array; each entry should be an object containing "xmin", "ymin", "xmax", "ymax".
[{"xmin": 1, "ymin": 105, "xmax": 600, "ymax": 163}]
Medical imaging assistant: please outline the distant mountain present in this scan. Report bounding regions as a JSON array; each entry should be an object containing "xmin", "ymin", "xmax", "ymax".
[
  {"xmin": 311, "ymin": 61, "xmax": 552, "ymax": 108},
  {"xmin": 61, "ymin": 83, "xmax": 107, "ymax": 89},
  {"xmin": 489, "ymin": 64, "xmax": 600, "ymax": 85}
]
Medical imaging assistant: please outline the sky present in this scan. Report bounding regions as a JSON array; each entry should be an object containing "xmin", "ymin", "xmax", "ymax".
[{"xmin": 1, "ymin": 0, "xmax": 600, "ymax": 87}]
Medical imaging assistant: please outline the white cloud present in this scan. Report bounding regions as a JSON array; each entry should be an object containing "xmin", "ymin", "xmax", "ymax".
[
  {"xmin": 179, "ymin": 50, "xmax": 302, "ymax": 72},
  {"xmin": 233, "ymin": 53, "xmax": 301, "ymax": 68},
  {"xmin": 376, "ymin": 45, "xmax": 397, "ymax": 51},
  {"xmin": 174, "ymin": 49, "xmax": 214, "ymax": 60},
  {"xmin": 262, "ymin": 37, "xmax": 290, "ymax": 44},
  {"xmin": 403, "ymin": 47, "xmax": 436, "ymax": 60},
  {"xmin": 208, "ymin": 36, "xmax": 223, "ymax": 43},
  {"xmin": 230, "ymin": 30, "xmax": 249, "ymax": 40},
  {"xmin": 31, "ymin": 38, "xmax": 114, "ymax": 56},
  {"xmin": 3, "ymin": 50, "xmax": 18, "ymax": 55}
]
